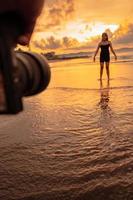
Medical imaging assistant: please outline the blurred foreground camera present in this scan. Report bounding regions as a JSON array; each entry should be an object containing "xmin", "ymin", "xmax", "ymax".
[{"xmin": 0, "ymin": 12, "xmax": 51, "ymax": 114}]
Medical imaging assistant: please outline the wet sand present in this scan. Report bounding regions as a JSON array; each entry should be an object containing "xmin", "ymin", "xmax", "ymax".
[{"xmin": 0, "ymin": 59, "xmax": 133, "ymax": 200}]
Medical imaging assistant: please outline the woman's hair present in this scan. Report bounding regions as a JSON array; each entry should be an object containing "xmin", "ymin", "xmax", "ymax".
[{"xmin": 102, "ymin": 32, "xmax": 108, "ymax": 41}]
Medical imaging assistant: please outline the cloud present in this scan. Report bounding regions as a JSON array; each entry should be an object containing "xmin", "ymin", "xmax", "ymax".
[
  {"xmin": 113, "ymin": 24, "xmax": 133, "ymax": 45},
  {"xmin": 45, "ymin": 36, "xmax": 62, "ymax": 49},
  {"xmin": 62, "ymin": 37, "xmax": 79, "ymax": 48},
  {"xmin": 35, "ymin": 0, "xmax": 133, "ymax": 33},
  {"xmin": 32, "ymin": 36, "xmax": 79, "ymax": 51},
  {"xmin": 33, "ymin": 37, "xmax": 61, "ymax": 50},
  {"xmin": 105, "ymin": 29, "xmax": 113, "ymax": 39},
  {"xmin": 32, "ymin": 23, "xmax": 133, "ymax": 52},
  {"xmin": 36, "ymin": 0, "xmax": 75, "ymax": 31}
]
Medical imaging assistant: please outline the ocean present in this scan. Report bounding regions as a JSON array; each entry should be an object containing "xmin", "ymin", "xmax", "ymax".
[{"xmin": 0, "ymin": 58, "xmax": 133, "ymax": 200}]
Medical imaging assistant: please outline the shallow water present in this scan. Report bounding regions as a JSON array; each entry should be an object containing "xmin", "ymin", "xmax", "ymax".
[{"xmin": 0, "ymin": 59, "xmax": 133, "ymax": 200}]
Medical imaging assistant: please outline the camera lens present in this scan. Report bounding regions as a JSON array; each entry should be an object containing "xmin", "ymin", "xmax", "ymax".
[{"xmin": 15, "ymin": 52, "xmax": 51, "ymax": 97}]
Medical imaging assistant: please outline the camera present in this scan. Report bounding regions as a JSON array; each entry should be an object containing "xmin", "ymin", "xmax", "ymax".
[{"xmin": 0, "ymin": 12, "xmax": 51, "ymax": 114}]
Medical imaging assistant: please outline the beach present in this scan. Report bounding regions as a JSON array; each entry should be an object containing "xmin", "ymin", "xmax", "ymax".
[{"xmin": 0, "ymin": 58, "xmax": 133, "ymax": 200}]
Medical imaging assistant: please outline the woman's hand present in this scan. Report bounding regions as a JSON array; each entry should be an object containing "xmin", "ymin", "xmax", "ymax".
[
  {"xmin": 0, "ymin": 0, "xmax": 45, "ymax": 45},
  {"xmin": 93, "ymin": 56, "xmax": 96, "ymax": 62}
]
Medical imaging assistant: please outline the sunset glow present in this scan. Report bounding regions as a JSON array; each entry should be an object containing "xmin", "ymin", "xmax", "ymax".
[
  {"xmin": 62, "ymin": 22, "xmax": 119, "ymax": 42},
  {"xmin": 30, "ymin": 0, "xmax": 133, "ymax": 52}
]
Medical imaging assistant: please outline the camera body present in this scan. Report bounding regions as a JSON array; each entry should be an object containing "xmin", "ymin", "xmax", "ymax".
[{"xmin": 0, "ymin": 12, "xmax": 51, "ymax": 114}]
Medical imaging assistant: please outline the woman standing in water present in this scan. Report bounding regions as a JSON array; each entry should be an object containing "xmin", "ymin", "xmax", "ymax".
[{"xmin": 93, "ymin": 32, "xmax": 117, "ymax": 80}]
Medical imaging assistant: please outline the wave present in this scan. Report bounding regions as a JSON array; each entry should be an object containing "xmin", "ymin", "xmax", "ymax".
[
  {"xmin": 51, "ymin": 85, "xmax": 133, "ymax": 92},
  {"xmin": 49, "ymin": 60, "xmax": 133, "ymax": 70},
  {"xmin": 112, "ymin": 59, "xmax": 133, "ymax": 64}
]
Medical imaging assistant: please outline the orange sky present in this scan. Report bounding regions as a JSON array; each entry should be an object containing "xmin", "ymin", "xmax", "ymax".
[{"xmin": 30, "ymin": 0, "xmax": 133, "ymax": 53}]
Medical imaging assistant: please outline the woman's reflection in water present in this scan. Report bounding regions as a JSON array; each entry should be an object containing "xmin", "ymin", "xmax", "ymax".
[
  {"xmin": 99, "ymin": 79, "xmax": 113, "ymax": 134},
  {"xmin": 99, "ymin": 79, "xmax": 110, "ymax": 110},
  {"xmin": 99, "ymin": 80, "xmax": 118, "ymax": 148}
]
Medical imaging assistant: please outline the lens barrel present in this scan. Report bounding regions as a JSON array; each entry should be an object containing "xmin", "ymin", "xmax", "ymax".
[{"xmin": 15, "ymin": 52, "xmax": 51, "ymax": 97}]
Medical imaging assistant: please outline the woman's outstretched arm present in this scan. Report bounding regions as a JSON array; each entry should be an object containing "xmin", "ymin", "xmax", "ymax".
[
  {"xmin": 110, "ymin": 42, "xmax": 117, "ymax": 60},
  {"xmin": 93, "ymin": 43, "xmax": 100, "ymax": 62}
]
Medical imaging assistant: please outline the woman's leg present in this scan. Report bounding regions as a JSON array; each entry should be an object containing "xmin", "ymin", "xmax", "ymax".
[
  {"xmin": 105, "ymin": 62, "xmax": 110, "ymax": 80},
  {"xmin": 100, "ymin": 62, "xmax": 104, "ymax": 80}
]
